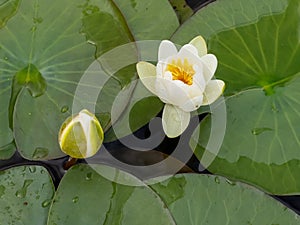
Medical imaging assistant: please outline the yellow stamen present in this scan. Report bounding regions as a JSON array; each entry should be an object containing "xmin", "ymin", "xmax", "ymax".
[{"xmin": 166, "ymin": 58, "xmax": 195, "ymax": 85}]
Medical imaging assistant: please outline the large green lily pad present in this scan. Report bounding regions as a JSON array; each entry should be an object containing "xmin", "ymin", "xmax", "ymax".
[
  {"xmin": 0, "ymin": 0, "xmax": 179, "ymax": 160},
  {"xmin": 0, "ymin": 165, "xmax": 55, "ymax": 225},
  {"xmin": 150, "ymin": 174, "xmax": 300, "ymax": 225},
  {"xmin": 172, "ymin": 0, "xmax": 300, "ymax": 194},
  {"xmin": 48, "ymin": 164, "xmax": 300, "ymax": 224},
  {"xmin": 47, "ymin": 164, "xmax": 175, "ymax": 225}
]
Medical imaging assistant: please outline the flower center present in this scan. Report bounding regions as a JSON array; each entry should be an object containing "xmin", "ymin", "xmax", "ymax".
[{"xmin": 166, "ymin": 58, "xmax": 195, "ymax": 85}]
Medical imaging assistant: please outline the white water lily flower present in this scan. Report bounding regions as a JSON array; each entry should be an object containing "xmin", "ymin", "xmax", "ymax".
[{"xmin": 136, "ymin": 36, "xmax": 225, "ymax": 138}]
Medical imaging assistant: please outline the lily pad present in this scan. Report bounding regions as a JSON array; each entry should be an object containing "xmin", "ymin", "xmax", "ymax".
[
  {"xmin": 0, "ymin": 165, "xmax": 55, "ymax": 225},
  {"xmin": 172, "ymin": 0, "xmax": 300, "ymax": 193},
  {"xmin": 150, "ymin": 174, "xmax": 300, "ymax": 225},
  {"xmin": 46, "ymin": 164, "xmax": 300, "ymax": 224},
  {"xmin": 0, "ymin": 0, "xmax": 179, "ymax": 160},
  {"xmin": 47, "ymin": 164, "xmax": 175, "ymax": 225},
  {"xmin": 104, "ymin": 80, "xmax": 164, "ymax": 142}
]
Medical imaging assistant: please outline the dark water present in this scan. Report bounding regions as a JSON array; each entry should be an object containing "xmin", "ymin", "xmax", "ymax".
[{"xmin": 187, "ymin": 0, "xmax": 216, "ymax": 11}]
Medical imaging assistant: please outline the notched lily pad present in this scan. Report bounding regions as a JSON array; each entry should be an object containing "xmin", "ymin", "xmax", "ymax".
[
  {"xmin": 9, "ymin": 64, "xmax": 46, "ymax": 126},
  {"xmin": 0, "ymin": 0, "xmax": 179, "ymax": 160}
]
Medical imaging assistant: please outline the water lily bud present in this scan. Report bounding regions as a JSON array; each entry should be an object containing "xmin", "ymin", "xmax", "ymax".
[{"xmin": 58, "ymin": 109, "xmax": 104, "ymax": 158}]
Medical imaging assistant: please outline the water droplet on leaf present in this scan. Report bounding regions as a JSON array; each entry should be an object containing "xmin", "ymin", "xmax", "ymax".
[
  {"xmin": 251, "ymin": 127, "xmax": 273, "ymax": 135},
  {"xmin": 72, "ymin": 196, "xmax": 79, "ymax": 203},
  {"xmin": 87, "ymin": 40, "xmax": 96, "ymax": 45},
  {"xmin": 15, "ymin": 179, "xmax": 33, "ymax": 198},
  {"xmin": 42, "ymin": 199, "xmax": 52, "ymax": 208},
  {"xmin": 29, "ymin": 166, "xmax": 36, "ymax": 173},
  {"xmin": 214, "ymin": 177, "xmax": 220, "ymax": 184},
  {"xmin": 32, "ymin": 147, "xmax": 49, "ymax": 159},
  {"xmin": 85, "ymin": 172, "xmax": 92, "ymax": 181},
  {"xmin": 225, "ymin": 179, "xmax": 236, "ymax": 186},
  {"xmin": 61, "ymin": 106, "xmax": 69, "ymax": 113}
]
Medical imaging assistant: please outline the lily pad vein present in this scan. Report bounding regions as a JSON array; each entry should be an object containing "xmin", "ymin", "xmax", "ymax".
[
  {"xmin": 39, "ymin": 42, "xmax": 87, "ymax": 67},
  {"xmin": 233, "ymin": 28, "xmax": 264, "ymax": 73},
  {"xmin": 39, "ymin": 19, "xmax": 82, "ymax": 62},
  {"xmin": 41, "ymin": 57, "xmax": 90, "ymax": 71},
  {"xmin": 218, "ymin": 40, "xmax": 260, "ymax": 75},
  {"xmin": 273, "ymin": 108, "xmax": 296, "ymax": 190},
  {"xmin": 3, "ymin": 27, "xmax": 27, "ymax": 57},
  {"xmin": 254, "ymin": 24, "xmax": 268, "ymax": 72},
  {"xmin": 251, "ymin": 98, "xmax": 270, "ymax": 161}
]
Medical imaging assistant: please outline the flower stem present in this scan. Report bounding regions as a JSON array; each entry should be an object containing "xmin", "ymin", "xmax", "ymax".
[{"xmin": 64, "ymin": 157, "xmax": 78, "ymax": 170}]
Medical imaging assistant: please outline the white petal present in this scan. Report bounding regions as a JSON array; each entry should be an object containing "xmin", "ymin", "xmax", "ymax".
[
  {"xmin": 202, "ymin": 80, "xmax": 225, "ymax": 105},
  {"xmin": 187, "ymin": 84, "xmax": 203, "ymax": 98},
  {"xmin": 162, "ymin": 104, "xmax": 190, "ymax": 138},
  {"xmin": 179, "ymin": 95, "xmax": 203, "ymax": 112},
  {"xmin": 156, "ymin": 61, "xmax": 164, "ymax": 78},
  {"xmin": 158, "ymin": 40, "xmax": 178, "ymax": 61},
  {"xmin": 178, "ymin": 44, "xmax": 199, "ymax": 58},
  {"xmin": 201, "ymin": 54, "xmax": 218, "ymax": 82},
  {"xmin": 136, "ymin": 61, "xmax": 157, "ymax": 95},
  {"xmin": 155, "ymin": 78, "xmax": 190, "ymax": 106},
  {"xmin": 157, "ymin": 61, "xmax": 172, "ymax": 80},
  {"xmin": 178, "ymin": 44, "xmax": 198, "ymax": 56},
  {"xmin": 192, "ymin": 64, "xmax": 206, "ymax": 91},
  {"xmin": 189, "ymin": 36, "xmax": 207, "ymax": 57}
]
